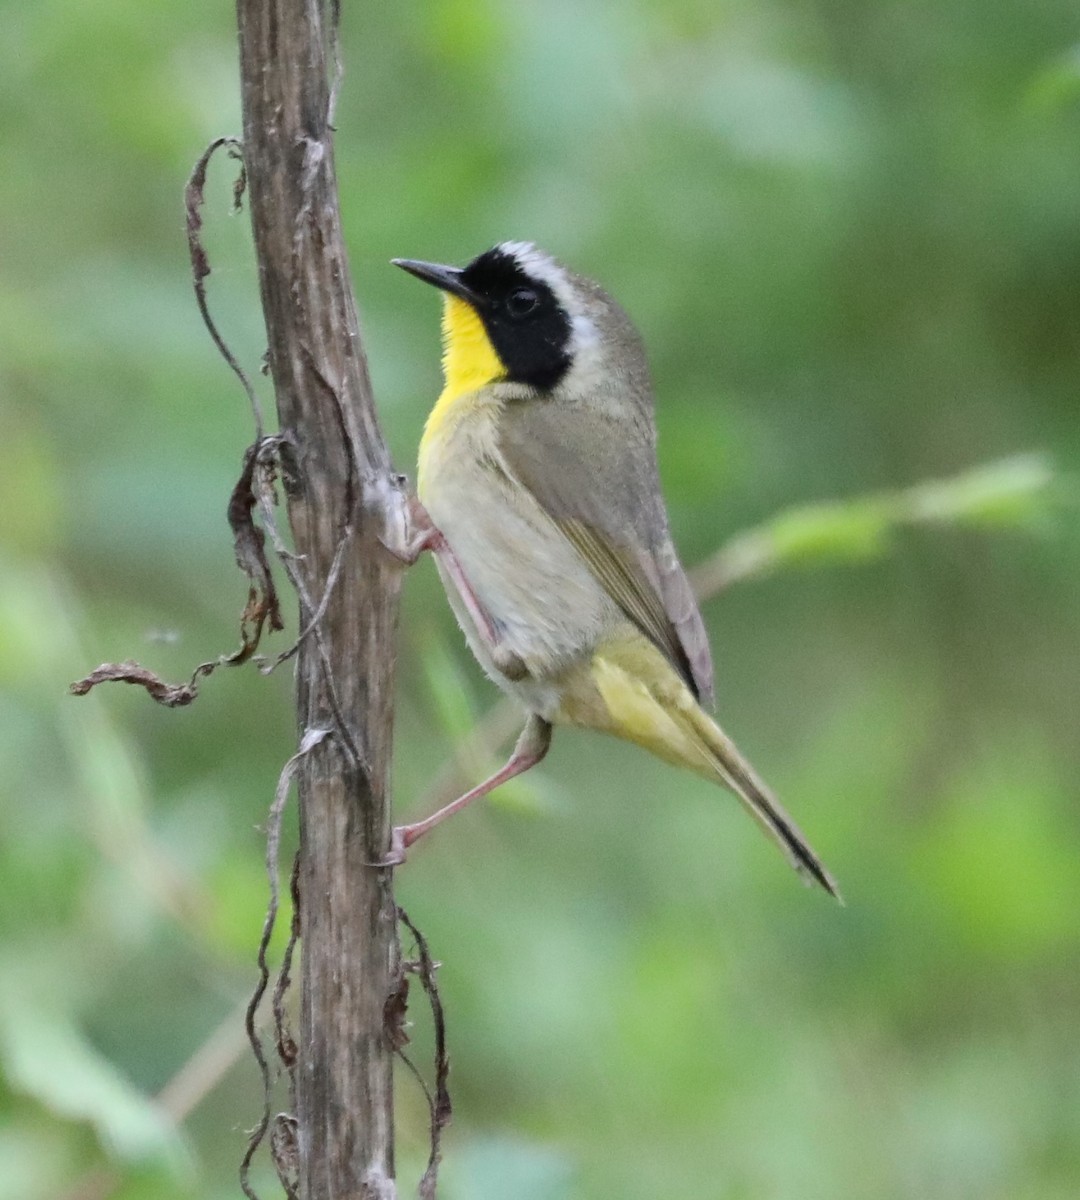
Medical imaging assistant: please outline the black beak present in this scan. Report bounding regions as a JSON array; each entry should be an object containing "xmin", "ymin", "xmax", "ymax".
[{"xmin": 392, "ymin": 258, "xmax": 485, "ymax": 306}]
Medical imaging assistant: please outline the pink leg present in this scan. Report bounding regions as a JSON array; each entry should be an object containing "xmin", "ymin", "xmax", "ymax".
[
  {"xmin": 434, "ymin": 540, "xmax": 502, "ymax": 651},
  {"xmin": 375, "ymin": 716, "xmax": 553, "ymax": 866},
  {"xmin": 380, "ymin": 496, "xmax": 501, "ymax": 650}
]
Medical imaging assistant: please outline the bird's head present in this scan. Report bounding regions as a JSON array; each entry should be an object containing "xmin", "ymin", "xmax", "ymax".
[{"xmin": 394, "ymin": 241, "xmax": 622, "ymax": 398}]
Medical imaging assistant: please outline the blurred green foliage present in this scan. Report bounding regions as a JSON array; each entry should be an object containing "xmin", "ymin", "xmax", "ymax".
[{"xmin": 2, "ymin": 1, "xmax": 1079, "ymax": 1198}]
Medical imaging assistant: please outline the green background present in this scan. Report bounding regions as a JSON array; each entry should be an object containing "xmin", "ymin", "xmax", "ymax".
[{"xmin": 2, "ymin": 1, "xmax": 1078, "ymax": 1197}]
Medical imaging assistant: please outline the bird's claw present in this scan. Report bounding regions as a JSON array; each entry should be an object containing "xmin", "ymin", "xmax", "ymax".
[
  {"xmin": 366, "ymin": 826, "xmax": 409, "ymax": 869},
  {"xmin": 378, "ymin": 491, "xmax": 444, "ymax": 566}
]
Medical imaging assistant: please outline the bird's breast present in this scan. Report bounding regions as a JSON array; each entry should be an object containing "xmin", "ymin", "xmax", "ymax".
[{"xmin": 418, "ymin": 398, "xmax": 620, "ymax": 703}]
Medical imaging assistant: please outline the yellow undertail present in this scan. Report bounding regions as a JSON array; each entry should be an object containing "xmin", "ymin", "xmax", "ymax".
[{"xmin": 557, "ymin": 632, "xmax": 839, "ymax": 898}]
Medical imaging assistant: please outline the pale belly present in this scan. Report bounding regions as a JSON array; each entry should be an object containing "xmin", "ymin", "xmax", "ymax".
[{"xmin": 418, "ymin": 405, "xmax": 621, "ymax": 718}]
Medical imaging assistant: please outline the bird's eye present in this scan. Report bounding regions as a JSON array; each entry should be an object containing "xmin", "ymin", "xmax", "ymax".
[{"xmin": 505, "ymin": 288, "xmax": 539, "ymax": 319}]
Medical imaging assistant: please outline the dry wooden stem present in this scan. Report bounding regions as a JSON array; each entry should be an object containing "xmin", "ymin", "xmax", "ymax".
[{"xmin": 236, "ymin": 1, "xmax": 404, "ymax": 1194}]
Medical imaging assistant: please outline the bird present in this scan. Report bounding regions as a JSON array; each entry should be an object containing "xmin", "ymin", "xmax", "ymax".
[{"xmin": 387, "ymin": 241, "xmax": 838, "ymax": 898}]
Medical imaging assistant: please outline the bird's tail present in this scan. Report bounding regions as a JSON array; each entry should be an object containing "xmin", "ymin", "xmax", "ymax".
[
  {"xmin": 583, "ymin": 645, "xmax": 840, "ymax": 899},
  {"xmin": 683, "ymin": 703, "xmax": 841, "ymax": 900}
]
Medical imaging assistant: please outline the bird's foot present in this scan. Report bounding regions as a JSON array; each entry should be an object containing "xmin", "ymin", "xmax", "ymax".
[
  {"xmin": 365, "ymin": 824, "xmax": 415, "ymax": 869},
  {"xmin": 378, "ymin": 493, "xmax": 444, "ymax": 565}
]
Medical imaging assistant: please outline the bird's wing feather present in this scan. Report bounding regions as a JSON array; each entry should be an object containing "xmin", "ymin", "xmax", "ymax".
[
  {"xmin": 497, "ymin": 395, "xmax": 715, "ymax": 706},
  {"xmin": 558, "ymin": 516, "xmax": 691, "ymax": 685}
]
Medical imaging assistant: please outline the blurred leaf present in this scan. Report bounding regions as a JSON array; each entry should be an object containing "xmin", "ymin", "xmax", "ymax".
[
  {"xmin": 691, "ymin": 454, "xmax": 1059, "ymax": 594},
  {"xmin": 900, "ymin": 453, "xmax": 1057, "ymax": 530},
  {"xmin": 0, "ymin": 979, "xmax": 189, "ymax": 1173}
]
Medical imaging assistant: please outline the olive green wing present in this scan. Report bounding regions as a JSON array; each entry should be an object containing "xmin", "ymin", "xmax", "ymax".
[
  {"xmin": 497, "ymin": 397, "xmax": 715, "ymax": 706},
  {"xmin": 557, "ymin": 516, "xmax": 694, "ymax": 685}
]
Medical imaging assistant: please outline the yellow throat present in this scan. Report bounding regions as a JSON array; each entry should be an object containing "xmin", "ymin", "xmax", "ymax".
[{"xmin": 422, "ymin": 295, "xmax": 505, "ymax": 447}]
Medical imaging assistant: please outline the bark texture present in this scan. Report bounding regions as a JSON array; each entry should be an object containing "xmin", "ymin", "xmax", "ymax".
[{"xmin": 236, "ymin": 3, "xmax": 401, "ymax": 1196}]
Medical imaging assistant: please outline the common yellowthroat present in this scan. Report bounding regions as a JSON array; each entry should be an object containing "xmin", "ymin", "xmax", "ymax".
[{"xmin": 390, "ymin": 242, "xmax": 837, "ymax": 898}]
